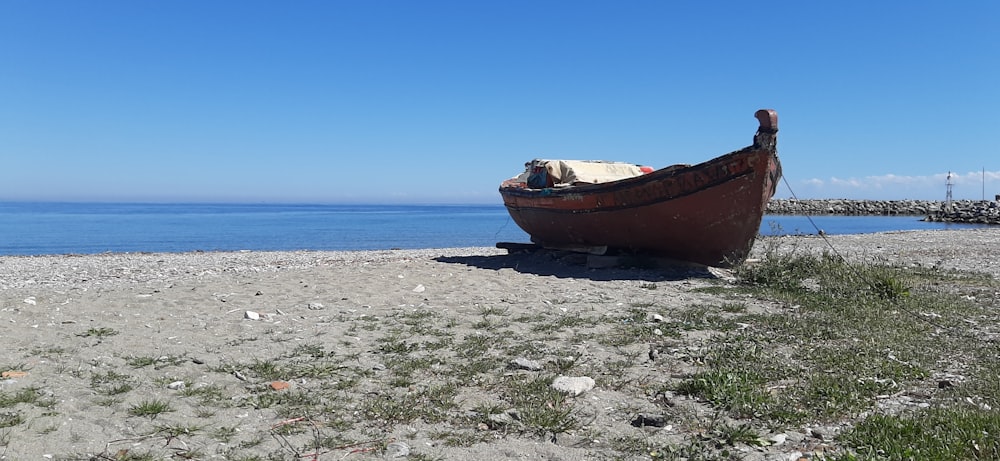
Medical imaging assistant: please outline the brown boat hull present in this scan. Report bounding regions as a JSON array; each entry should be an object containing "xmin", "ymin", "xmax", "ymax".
[{"xmin": 499, "ymin": 110, "xmax": 781, "ymax": 267}]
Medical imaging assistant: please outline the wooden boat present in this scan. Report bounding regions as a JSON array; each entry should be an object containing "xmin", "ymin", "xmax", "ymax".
[{"xmin": 499, "ymin": 109, "xmax": 781, "ymax": 267}]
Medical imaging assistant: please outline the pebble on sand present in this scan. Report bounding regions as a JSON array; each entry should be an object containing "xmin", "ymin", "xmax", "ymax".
[{"xmin": 552, "ymin": 376, "xmax": 596, "ymax": 396}]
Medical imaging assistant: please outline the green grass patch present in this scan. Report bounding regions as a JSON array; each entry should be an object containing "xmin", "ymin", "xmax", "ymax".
[
  {"xmin": 834, "ymin": 407, "xmax": 1000, "ymax": 460},
  {"xmin": 128, "ymin": 399, "xmax": 173, "ymax": 418}
]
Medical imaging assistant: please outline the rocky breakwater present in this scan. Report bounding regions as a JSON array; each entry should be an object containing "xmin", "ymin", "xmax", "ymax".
[
  {"xmin": 766, "ymin": 199, "xmax": 1000, "ymax": 225},
  {"xmin": 766, "ymin": 199, "xmax": 943, "ymax": 216},
  {"xmin": 924, "ymin": 200, "xmax": 1000, "ymax": 225}
]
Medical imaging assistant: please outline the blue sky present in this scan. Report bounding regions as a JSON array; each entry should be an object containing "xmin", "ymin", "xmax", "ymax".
[{"xmin": 2, "ymin": 1, "xmax": 997, "ymax": 204}]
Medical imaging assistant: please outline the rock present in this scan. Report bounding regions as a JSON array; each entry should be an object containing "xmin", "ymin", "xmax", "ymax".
[
  {"xmin": 1, "ymin": 370, "xmax": 29, "ymax": 379},
  {"xmin": 631, "ymin": 414, "xmax": 668, "ymax": 428},
  {"xmin": 307, "ymin": 302, "xmax": 325, "ymax": 310},
  {"xmin": 551, "ymin": 376, "xmax": 595, "ymax": 396},
  {"xmin": 413, "ymin": 284, "xmax": 425, "ymax": 293},
  {"xmin": 764, "ymin": 453, "xmax": 804, "ymax": 461},
  {"xmin": 810, "ymin": 426, "xmax": 838, "ymax": 441},
  {"xmin": 509, "ymin": 357, "xmax": 543, "ymax": 371},
  {"xmin": 244, "ymin": 311, "xmax": 260, "ymax": 320},
  {"xmin": 385, "ymin": 441, "xmax": 410, "ymax": 458},
  {"xmin": 769, "ymin": 433, "xmax": 787, "ymax": 445},
  {"xmin": 488, "ymin": 410, "xmax": 519, "ymax": 427},
  {"xmin": 167, "ymin": 381, "xmax": 186, "ymax": 390},
  {"xmin": 23, "ymin": 297, "xmax": 37, "ymax": 305},
  {"xmin": 270, "ymin": 381, "xmax": 291, "ymax": 391},
  {"xmin": 650, "ymin": 313, "xmax": 665, "ymax": 322}
]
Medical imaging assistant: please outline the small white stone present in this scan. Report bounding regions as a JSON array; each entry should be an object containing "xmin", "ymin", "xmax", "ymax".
[
  {"xmin": 552, "ymin": 376, "xmax": 596, "ymax": 396},
  {"xmin": 511, "ymin": 357, "xmax": 543, "ymax": 371},
  {"xmin": 413, "ymin": 284, "xmax": 425, "ymax": 293},
  {"xmin": 167, "ymin": 381, "xmax": 186, "ymax": 390},
  {"xmin": 23, "ymin": 297, "xmax": 37, "ymax": 305},
  {"xmin": 244, "ymin": 311, "xmax": 260, "ymax": 320},
  {"xmin": 385, "ymin": 441, "xmax": 410, "ymax": 458}
]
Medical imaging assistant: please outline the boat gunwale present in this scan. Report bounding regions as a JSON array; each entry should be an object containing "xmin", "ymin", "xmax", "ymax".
[
  {"xmin": 500, "ymin": 144, "xmax": 762, "ymax": 195},
  {"xmin": 499, "ymin": 145, "xmax": 774, "ymax": 213},
  {"xmin": 502, "ymin": 169, "xmax": 761, "ymax": 214}
]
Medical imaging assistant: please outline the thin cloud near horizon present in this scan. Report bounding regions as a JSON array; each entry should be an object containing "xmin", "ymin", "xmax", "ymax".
[{"xmin": 781, "ymin": 170, "xmax": 1000, "ymax": 201}]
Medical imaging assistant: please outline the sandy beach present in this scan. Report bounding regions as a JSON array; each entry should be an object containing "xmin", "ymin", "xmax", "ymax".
[{"xmin": 1, "ymin": 229, "xmax": 997, "ymax": 460}]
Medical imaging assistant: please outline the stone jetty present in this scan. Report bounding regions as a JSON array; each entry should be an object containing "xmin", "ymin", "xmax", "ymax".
[
  {"xmin": 923, "ymin": 200, "xmax": 1000, "ymax": 225},
  {"xmin": 766, "ymin": 199, "xmax": 1000, "ymax": 225}
]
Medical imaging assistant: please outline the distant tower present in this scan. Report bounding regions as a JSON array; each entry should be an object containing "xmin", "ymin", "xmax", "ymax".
[{"xmin": 945, "ymin": 171, "xmax": 954, "ymax": 212}]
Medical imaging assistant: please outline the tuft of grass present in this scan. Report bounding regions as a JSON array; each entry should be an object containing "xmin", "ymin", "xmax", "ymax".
[
  {"xmin": 32, "ymin": 346, "xmax": 69, "ymax": 358},
  {"xmin": 211, "ymin": 425, "xmax": 239, "ymax": 443},
  {"xmin": 361, "ymin": 383, "xmax": 458, "ymax": 429},
  {"xmin": 499, "ymin": 375, "xmax": 582, "ymax": 438},
  {"xmin": 0, "ymin": 387, "xmax": 42, "ymax": 408},
  {"xmin": 719, "ymin": 302, "xmax": 747, "ymax": 313},
  {"xmin": 451, "ymin": 357, "xmax": 503, "ymax": 384},
  {"xmin": 377, "ymin": 334, "xmax": 419, "ymax": 355},
  {"xmin": 90, "ymin": 370, "xmax": 136, "ymax": 395},
  {"xmin": 94, "ymin": 449, "xmax": 157, "ymax": 461},
  {"xmin": 361, "ymin": 394, "xmax": 424, "ymax": 428},
  {"xmin": 125, "ymin": 356, "xmax": 157, "ymax": 368},
  {"xmin": 129, "ymin": 399, "xmax": 174, "ymax": 418},
  {"xmin": 477, "ymin": 305, "xmax": 510, "ymax": 317},
  {"xmin": 597, "ymin": 310, "xmax": 678, "ymax": 347},
  {"xmin": 152, "ymin": 423, "xmax": 202, "ymax": 438},
  {"xmin": 78, "ymin": 327, "xmax": 118, "ymax": 338},
  {"xmin": 125, "ymin": 354, "xmax": 187, "ymax": 369},
  {"xmin": 245, "ymin": 358, "xmax": 283, "ymax": 381},
  {"xmin": 454, "ymin": 333, "xmax": 497, "ymax": 359},
  {"xmin": 246, "ymin": 389, "xmax": 321, "ymax": 414},
  {"xmin": 591, "ymin": 356, "xmax": 642, "ymax": 391},
  {"xmin": 0, "ymin": 412, "xmax": 24, "ymax": 428},
  {"xmin": 178, "ymin": 384, "xmax": 229, "ymax": 406}
]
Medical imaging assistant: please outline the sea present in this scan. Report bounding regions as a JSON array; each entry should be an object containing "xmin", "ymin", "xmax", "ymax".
[{"xmin": 0, "ymin": 202, "xmax": 992, "ymax": 256}]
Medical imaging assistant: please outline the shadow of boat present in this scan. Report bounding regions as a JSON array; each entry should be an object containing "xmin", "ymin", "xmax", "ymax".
[{"xmin": 433, "ymin": 248, "xmax": 724, "ymax": 282}]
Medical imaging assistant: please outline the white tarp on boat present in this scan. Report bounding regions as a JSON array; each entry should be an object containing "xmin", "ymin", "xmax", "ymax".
[{"xmin": 543, "ymin": 160, "xmax": 645, "ymax": 186}]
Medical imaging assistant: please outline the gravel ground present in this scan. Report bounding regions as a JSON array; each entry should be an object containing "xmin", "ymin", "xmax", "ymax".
[
  {"xmin": 752, "ymin": 228, "xmax": 1000, "ymax": 278},
  {"xmin": 0, "ymin": 229, "xmax": 996, "ymax": 460}
]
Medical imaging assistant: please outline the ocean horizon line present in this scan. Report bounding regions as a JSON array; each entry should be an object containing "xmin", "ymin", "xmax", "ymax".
[
  {"xmin": 0, "ymin": 199, "xmax": 507, "ymax": 207},
  {"xmin": 3, "ymin": 197, "xmax": 988, "ymax": 206}
]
